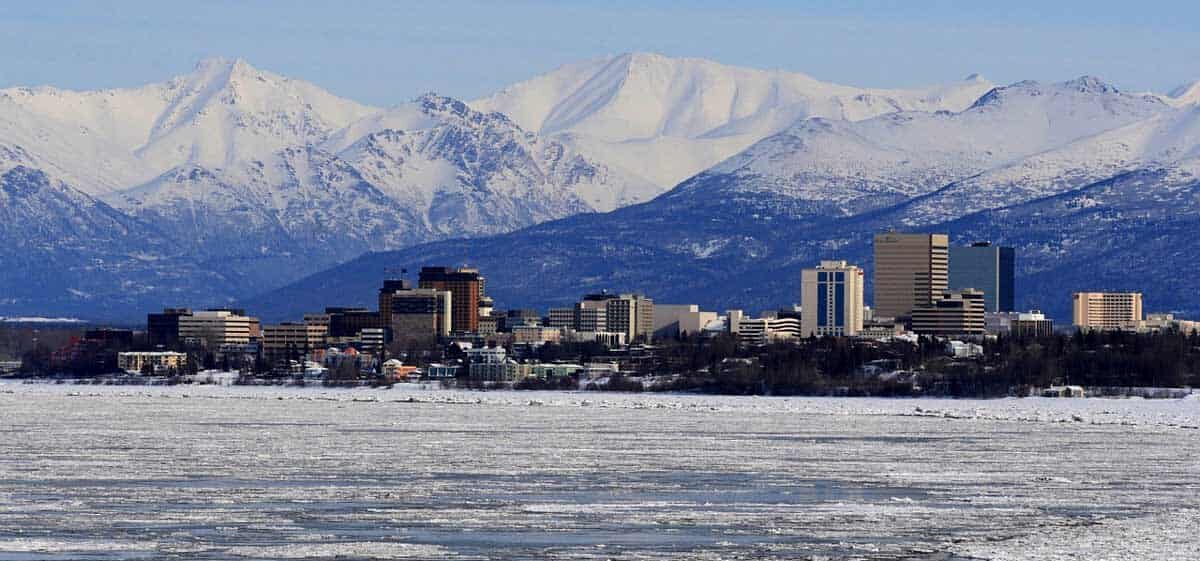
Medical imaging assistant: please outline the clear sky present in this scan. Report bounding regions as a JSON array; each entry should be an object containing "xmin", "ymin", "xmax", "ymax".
[{"xmin": 2, "ymin": 1, "xmax": 1198, "ymax": 106}]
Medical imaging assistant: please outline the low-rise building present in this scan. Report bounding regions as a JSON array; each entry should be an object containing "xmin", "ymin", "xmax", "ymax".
[
  {"xmin": 178, "ymin": 309, "xmax": 256, "ymax": 349},
  {"xmin": 1042, "ymin": 385, "xmax": 1085, "ymax": 398},
  {"xmin": 986, "ymin": 310, "xmax": 1055, "ymax": 337},
  {"xmin": 262, "ymin": 322, "xmax": 328, "ymax": 361},
  {"xmin": 529, "ymin": 363, "xmax": 583, "ymax": 379},
  {"xmin": 381, "ymin": 359, "xmax": 418, "ymax": 381},
  {"xmin": 512, "ymin": 325, "xmax": 562, "ymax": 345},
  {"xmin": 563, "ymin": 330, "xmax": 627, "ymax": 348},
  {"xmin": 1135, "ymin": 313, "xmax": 1200, "ymax": 334},
  {"xmin": 652, "ymin": 304, "xmax": 718, "ymax": 339},
  {"xmin": 118, "ymin": 351, "xmax": 187, "ymax": 374},
  {"xmin": 857, "ymin": 320, "xmax": 904, "ymax": 340},
  {"xmin": 731, "ymin": 312, "xmax": 801, "ymax": 345},
  {"xmin": 425, "ymin": 363, "xmax": 461, "ymax": 379},
  {"xmin": 1012, "ymin": 311, "xmax": 1055, "ymax": 337},
  {"xmin": 911, "ymin": 290, "xmax": 986, "ymax": 336},
  {"xmin": 945, "ymin": 340, "xmax": 983, "ymax": 358}
]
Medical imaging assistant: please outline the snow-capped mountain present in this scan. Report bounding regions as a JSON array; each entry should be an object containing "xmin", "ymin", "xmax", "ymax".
[
  {"xmin": 106, "ymin": 93, "xmax": 632, "ymax": 284},
  {"xmin": 0, "ymin": 58, "xmax": 376, "ymax": 195},
  {"xmin": 5, "ymin": 53, "xmax": 1200, "ymax": 321},
  {"xmin": 472, "ymin": 52, "xmax": 996, "ymax": 192},
  {"xmin": 0, "ymin": 166, "xmax": 191, "ymax": 316},
  {"xmin": 254, "ymin": 75, "xmax": 1200, "ymax": 322},
  {"xmin": 644, "ymin": 76, "xmax": 1170, "ymax": 228},
  {"xmin": 0, "ymin": 59, "xmax": 642, "ymax": 318}
]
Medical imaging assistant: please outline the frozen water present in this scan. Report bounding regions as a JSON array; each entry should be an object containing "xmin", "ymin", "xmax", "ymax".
[{"xmin": 0, "ymin": 383, "xmax": 1197, "ymax": 560}]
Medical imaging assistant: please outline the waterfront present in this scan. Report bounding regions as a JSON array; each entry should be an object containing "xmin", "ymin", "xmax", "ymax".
[{"xmin": 1, "ymin": 384, "xmax": 1197, "ymax": 560}]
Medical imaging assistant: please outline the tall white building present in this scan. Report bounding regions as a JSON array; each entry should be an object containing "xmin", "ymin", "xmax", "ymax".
[{"xmin": 800, "ymin": 260, "xmax": 864, "ymax": 337}]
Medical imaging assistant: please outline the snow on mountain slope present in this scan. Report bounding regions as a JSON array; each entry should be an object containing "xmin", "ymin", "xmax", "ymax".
[
  {"xmin": 0, "ymin": 58, "xmax": 377, "ymax": 195},
  {"xmin": 103, "ymin": 93, "xmax": 642, "ymax": 294},
  {"xmin": 472, "ymin": 52, "xmax": 996, "ymax": 189},
  {"xmin": 0, "ymin": 166, "xmax": 186, "ymax": 315},
  {"xmin": 109, "ymin": 147, "xmax": 419, "ymax": 279},
  {"xmin": 0, "ymin": 99, "xmax": 150, "ymax": 194},
  {"xmin": 334, "ymin": 94, "xmax": 647, "ymax": 215},
  {"xmin": 668, "ymin": 76, "xmax": 1171, "ymax": 220},
  {"xmin": 1164, "ymin": 80, "xmax": 1200, "ymax": 107},
  {"xmin": 0, "ymin": 58, "xmax": 653, "ymax": 318},
  {"xmin": 895, "ymin": 98, "xmax": 1199, "ymax": 227}
]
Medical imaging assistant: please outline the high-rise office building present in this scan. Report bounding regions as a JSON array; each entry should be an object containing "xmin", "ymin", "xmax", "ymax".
[
  {"xmin": 873, "ymin": 232, "xmax": 949, "ymax": 319},
  {"xmin": 1073, "ymin": 292, "xmax": 1143, "ymax": 331},
  {"xmin": 387, "ymin": 287, "xmax": 452, "ymax": 338},
  {"xmin": 418, "ymin": 267, "xmax": 484, "ymax": 333},
  {"xmin": 378, "ymin": 279, "xmax": 412, "ymax": 320},
  {"xmin": 949, "ymin": 242, "xmax": 1015, "ymax": 312},
  {"xmin": 800, "ymin": 260, "xmax": 865, "ymax": 337}
]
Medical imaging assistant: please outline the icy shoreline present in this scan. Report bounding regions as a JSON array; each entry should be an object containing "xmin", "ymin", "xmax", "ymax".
[
  {"xmin": 1, "ymin": 383, "xmax": 1197, "ymax": 560},
  {"xmin": 4, "ymin": 381, "xmax": 1197, "ymax": 431}
]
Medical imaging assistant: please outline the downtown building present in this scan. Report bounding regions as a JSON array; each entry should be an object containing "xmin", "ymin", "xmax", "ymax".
[
  {"xmin": 873, "ymin": 232, "xmax": 949, "ymax": 320},
  {"xmin": 147, "ymin": 308, "xmax": 193, "ymax": 348},
  {"xmin": 985, "ymin": 310, "xmax": 1055, "ymax": 337},
  {"xmin": 379, "ymin": 279, "xmax": 452, "ymax": 339},
  {"xmin": 551, "ymin": 292, "xmax": 654, "ymax": 344},
  {"xmin": 727, "ymin": 310, "xmax": 801, "ymax": 346},
  {"xmin": 652, "ymin": 304, "xmax": 718, "ymax": 339},
  {"xmin": 910, "ymin": 289, "xmax": 986, "ymax": 336},
  {"xmin": 800, "ymin": 260, "xmax": 865, "ymax": 337},
  {"xmin": 1072, "ymin": 292, "xmax": 1143, "ymax": 331},
  {"xmin": 177, "ymin": 309, "xmax": 257, "ymax": 349},
  {"xmin": 949, "ymin": 242, "xmax": 1015, "ymax": 313},
  {"xmin": 262, "ymin": 322, "xmax": 328, "ymax": 362},
  {"xmin": 321, "ymin": 307, "xmax": 384, "ymax": 342},
  {"xmin": 583, "ymin": 292, "xmax": 655, "ymax": 343},
  {"xmin": 418, "ymin": 266, "xmax": 485, "ymax": 334}
]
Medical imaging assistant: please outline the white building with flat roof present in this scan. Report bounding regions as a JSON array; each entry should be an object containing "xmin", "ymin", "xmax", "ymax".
[{"xmin": 653, "ymin": 304, "xmax": 718, "ymax": 339}]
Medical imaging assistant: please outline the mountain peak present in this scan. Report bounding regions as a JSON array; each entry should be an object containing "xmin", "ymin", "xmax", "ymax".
[
  {"xmin": 1061, "ymin": 75, "xmax": 1119, "ymax": 94},
  {"xmin": 191, "ymin": 56, "xmax": 256, "ymax": 77},
  {"xmin": 415, "ymin": 92, "xmax": 474, "ymax": 119},
  {"xmin": 964, "ymin": 73, "xmax": 987, "ymax": 82}
]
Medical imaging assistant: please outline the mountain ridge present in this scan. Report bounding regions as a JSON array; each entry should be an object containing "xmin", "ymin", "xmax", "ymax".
[{"xmin": 2, "ymin": 53, "xmax": 1198, "ymax": 321}]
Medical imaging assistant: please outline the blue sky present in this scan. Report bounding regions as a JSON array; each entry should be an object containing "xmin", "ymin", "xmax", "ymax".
[{"xmin": 2, "ymin": 1, "xmax": 1198, "ymax": 105}]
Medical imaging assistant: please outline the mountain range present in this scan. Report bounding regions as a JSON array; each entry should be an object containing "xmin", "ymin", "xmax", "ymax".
[{"xmin": 2, "ymin": 54, "xmax": 1198, "ymax": 322}]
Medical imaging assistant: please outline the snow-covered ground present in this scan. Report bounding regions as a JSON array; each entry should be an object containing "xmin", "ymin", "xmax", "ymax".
[{"xmin": 0, "ymin": 383, "xmax": 1197, "ymax": 560}]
